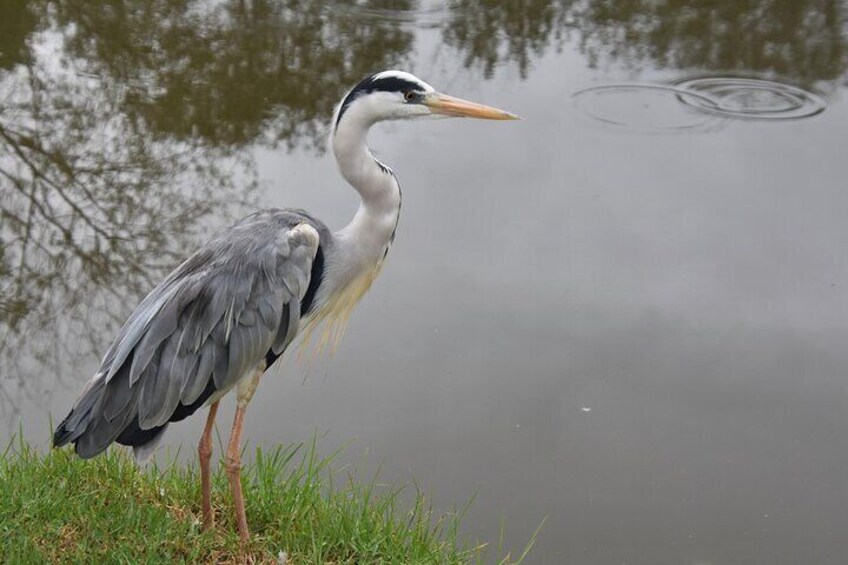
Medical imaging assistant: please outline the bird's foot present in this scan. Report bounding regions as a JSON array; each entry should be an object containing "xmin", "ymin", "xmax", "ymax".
[
  {"xmin": 201, "ymin": 506, "xmax": 215, "ymax": 531},
  {"xmin": 225, "ymin": 453, "xmax": 250, "ymax": 542}
]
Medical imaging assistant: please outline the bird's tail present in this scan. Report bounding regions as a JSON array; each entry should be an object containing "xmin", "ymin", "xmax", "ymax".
[
  {"xmin": 54, "ymin": 370, "xmax": 172, "ymax": 463},
  {"xmin": 53, "ymin": 376, "xmax": 106, "ymax": 449}
]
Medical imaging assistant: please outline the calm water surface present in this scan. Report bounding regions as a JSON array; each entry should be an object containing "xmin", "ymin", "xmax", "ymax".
[{"xmin": 2, "ymin": 1, "xmax": 848, "ymax": 563}]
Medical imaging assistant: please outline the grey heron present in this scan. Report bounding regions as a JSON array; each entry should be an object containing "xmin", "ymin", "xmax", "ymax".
[{"xmin": 53, "ymin": 70, "xmax": 517, "ymax": 540}]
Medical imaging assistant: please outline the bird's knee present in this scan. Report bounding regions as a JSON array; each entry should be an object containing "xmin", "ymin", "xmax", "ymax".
[
  {"xmin": 224, "ymin": 454, "xmax": 241, "ymax": 475},
  {"xmin": 198, "ymin": 438, "xmax": 212, "ymax": 461}
]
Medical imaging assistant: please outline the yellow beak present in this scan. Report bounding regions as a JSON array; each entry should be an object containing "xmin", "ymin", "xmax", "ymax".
[{"xmin": 423, "ymin": 93, "xmax": 519, "ymax": 120}]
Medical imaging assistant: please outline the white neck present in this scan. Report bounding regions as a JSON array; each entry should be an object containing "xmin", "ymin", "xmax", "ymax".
[{"xmin": 331, "ymin": 115, "xmax": 401, "ymax": 278}]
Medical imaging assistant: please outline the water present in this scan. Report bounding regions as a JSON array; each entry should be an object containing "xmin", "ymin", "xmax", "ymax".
[
  {"xmin": 671, "ymin": 77, "xmax": 828, "ymax": 120},
  {"xmin": 572, "ymin": 78, "xmax": 828, "ymax": 130},
  {"xmin": 2, "ymin": 1, "xmax": 848, "ymax": 563}
]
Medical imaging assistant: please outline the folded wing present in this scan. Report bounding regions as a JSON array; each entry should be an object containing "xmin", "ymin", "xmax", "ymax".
[{"xmin": 53, "ymin": 210, "xmax": 323, "ymax": 459}]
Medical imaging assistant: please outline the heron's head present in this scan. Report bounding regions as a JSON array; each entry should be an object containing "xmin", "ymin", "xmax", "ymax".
[{"xmin": 333, "ymin": 70, "xmax": 518, "ymax": 131}]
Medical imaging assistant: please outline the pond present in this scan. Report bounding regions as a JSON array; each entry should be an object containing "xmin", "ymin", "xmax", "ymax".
[{"xmin": 2, "ymin": 1, "xmax": 848, "ymax": 562}]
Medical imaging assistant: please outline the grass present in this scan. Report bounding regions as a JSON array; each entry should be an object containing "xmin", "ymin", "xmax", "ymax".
[{"xmin": 0, "ymin": 434, "xmax": 540, "ymax": 564}]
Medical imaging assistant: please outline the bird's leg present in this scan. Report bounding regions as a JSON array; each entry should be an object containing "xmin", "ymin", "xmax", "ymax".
[
  {"xmin": 225, "ymin": 370, "xmax": 263, "ymax": 542},
  {"xmin": 198, "ymin": 400, "xmax": 219, "ymax": 530}
]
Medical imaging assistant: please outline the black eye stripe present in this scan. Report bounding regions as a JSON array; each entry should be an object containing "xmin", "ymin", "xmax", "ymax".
[
  {"xmin": 368, "ymin": 76, "xmax": 423, "ymax": 94},
  {"xmin": 336, "ymin": 73, "xmax": 426, "ymax": 128}
]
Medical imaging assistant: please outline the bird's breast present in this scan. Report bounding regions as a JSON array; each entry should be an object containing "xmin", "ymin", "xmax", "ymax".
[{"xmin": 299, "ymin": 258, "xmax": 386, "ymax": 357}]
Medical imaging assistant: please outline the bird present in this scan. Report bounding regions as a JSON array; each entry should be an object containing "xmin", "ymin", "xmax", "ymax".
[{"xmin": 53, "ymin": 70, "xmax": 517, "ymax": 541}]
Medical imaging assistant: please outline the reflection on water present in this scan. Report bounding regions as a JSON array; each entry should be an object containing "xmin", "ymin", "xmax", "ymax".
[
  {"xmin": 443, "ymin": 0, "xmax": 571, "ymax": 78},
  {"xmin": 0, "ymin": 0, "xmax": 36, "ymax": 70},
  {"xmin": 0, "ymin": 16, "xmax": 256, "ymax": 421},
  {"xmin": 575, "ymin": 0, "xmax": 848, "ymax": 82},
  {"xmin": 327, "ymin": 0, "xmax": 451, "ymax": 26},
  {"xmin": 445, "ymin": 0, "xmax": 848, "ymax": 83},
  {"xmin": 2, "ymin": 0, "xmax": 848, "ymax": 563},
  {"xmin": 0, "ymin": 0, "xmax": 417, "ymax": 420},
  {"xmin": 52, "ymin": 0, "xmax": 415, "ymax": 150}
]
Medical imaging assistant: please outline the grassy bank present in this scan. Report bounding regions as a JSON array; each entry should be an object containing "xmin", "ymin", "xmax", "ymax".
[{"xmin": 0, "ymin": 436, "xmax": 537, "ymax": 563}]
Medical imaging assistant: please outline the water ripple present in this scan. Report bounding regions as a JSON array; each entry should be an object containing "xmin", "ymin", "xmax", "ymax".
[
  {"xmin": 672, "ymin": 77, "xmax": 827, "ymax": 120},
  {"xmin": 573, "ymin": 77, "xmax": 827, "ymax": 131}
]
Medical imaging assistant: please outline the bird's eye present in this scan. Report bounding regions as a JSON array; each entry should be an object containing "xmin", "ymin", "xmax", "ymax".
[{"xmin": 404, "ymin": 91, "xmax": 416, "ymax": 102}]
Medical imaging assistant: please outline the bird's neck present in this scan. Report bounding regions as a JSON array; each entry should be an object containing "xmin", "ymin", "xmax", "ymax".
[
  {"xmin": 297, "ymin": 122, "xmax": 401, "ymax": 354},
  {"xmin": 332, "ymin": 120, "xmax": 401, "ymax": 274}
]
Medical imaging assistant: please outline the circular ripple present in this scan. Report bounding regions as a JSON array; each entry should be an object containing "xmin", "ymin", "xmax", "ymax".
[
  {"xmin": 672, "ymin": 77, "xmax": 827, "ymax": 120},
  {"xmin": 572, "ymin": 84, "xmax": 720, "ymax": 131},
  {"xmin": 572, "ymin": 77, "xmax": 827, "ymax": 130}
]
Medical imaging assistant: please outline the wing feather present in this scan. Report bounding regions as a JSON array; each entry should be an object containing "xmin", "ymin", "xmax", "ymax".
[
  {"xmin": 181, "ymin": 340, "xmax": 215, "ymax": 405},
  {"xmin": 55, "ymin": 210, "xmax": 325, "ymax": 455}
]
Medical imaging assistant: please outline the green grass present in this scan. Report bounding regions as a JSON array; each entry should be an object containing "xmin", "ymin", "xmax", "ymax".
[{"xmin": 0, "ymin": 435, "xmax": 539, "ymax": 564}]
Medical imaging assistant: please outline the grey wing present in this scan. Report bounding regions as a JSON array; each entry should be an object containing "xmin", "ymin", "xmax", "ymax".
[{"xmin": 54, "ymin": 213, "xmax": 321, "ymax": 459}]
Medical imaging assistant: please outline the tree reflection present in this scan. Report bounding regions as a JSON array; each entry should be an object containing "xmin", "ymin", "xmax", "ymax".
[
  {"xmin": 0, "ymin": 50, "xmax": 256, "ymax": 421},
  {"xmin": 0, "ymin": 0, "xmax": 415, "ymax": 423},
  {"xmin": 576, "ymin": 0, "xmax": 847, "ymax": 82},
  {"xmin": 0, "ymin": 0, "xmax": 36, "ymax": 70},
  {"xmin": 54, "ymin": 0, "xmax": 414, "ymax": 150},
  {"xmin": 443, "ymin": 0, "xmax": 848, "ymax": 83},
  {"xmin": 442, "ymin": 0, "xmax": 573, "ymax": 79}
]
